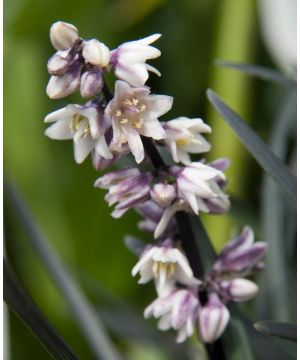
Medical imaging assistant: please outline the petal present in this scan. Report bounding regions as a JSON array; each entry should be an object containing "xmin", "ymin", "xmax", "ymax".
[
  {"xmin": 141, "ymin": 120, "xmax": 166, "ymax": 140},
  {"xmin": 95, "ymin": 135, "xmax": 113, "ymax": 159},
  {"xmin": 126, "ymin": 127, "xmax": 145, "ymax": 163},
  {"xmin": 73, "ymin": 137, "xmax": 94, "ymax": 163},
  {"xmin": 45, "ymin": 118, "xmax": 73, "ymax": 139},
  {"xmin": 154, "ymin": 205, "xmax": 178, "ymax": 239},
  {"xmin": 44, "ymin": 106, "xmax": 74, "ymax": 123},
  {"xmin": 144, "ymin": 95, "xmax": 173, "ymax": 118},
  {"xmin": 114, "ymin": 63, "xmax": 149, "ymax": 87}
]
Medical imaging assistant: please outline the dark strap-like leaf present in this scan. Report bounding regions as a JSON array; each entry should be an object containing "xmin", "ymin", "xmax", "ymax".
[
  {"xmin": 254, "ymin": 321, "xmax": 297, "ymax": 342},
  {"xmin": 215, "ymin": 60, "xmax": 295, "ymax": 85},
  {"xmin": 4, "ymin": 183, "xmax": 123, "ymax": 360},
  {"xmin": 4, "ymin": 258, "xmax": 79, "ymax": 360},
  {"xmin": 206, "ymin": 89, "xmax": 296, "ymax": 208}
]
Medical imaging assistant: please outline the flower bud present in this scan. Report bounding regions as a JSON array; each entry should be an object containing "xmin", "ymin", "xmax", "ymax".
[
  {"xmin": 82, "ymin": 39, "xmax": 110, "ymax": 67},
  {"xmin": 46, "ymin": 60, "xmax": 82, "ymax": 99},
  {"xmin": 198, "ymin": 293, "xmax": 230, "ymax": 343},
  {"xmin": 150, "ymin": 183, "xmax": 177, "ymax": 207},
  {"xmin": 227, "ymin": 278, "xmax": 259, "ymax": 302},
  {"xmin": 47, "ymin": 50, "xmax": 70, "ymax": 75},
  {"xmin": 50, "ymin": 21, "xmax": 79, "ymax": 50},
  {"xmin": 80, "ymin": 68, "xmax": 103, "ymax": 98}
]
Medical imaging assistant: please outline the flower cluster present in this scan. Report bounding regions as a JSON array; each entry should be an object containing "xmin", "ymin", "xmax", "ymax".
[
  {"xmin": 44, "ymin": 21, "xmax": 267, "ymax": 346},
  {"xmin": 132, "ymin": 225, "xmax": 266, "ymax": 343}
]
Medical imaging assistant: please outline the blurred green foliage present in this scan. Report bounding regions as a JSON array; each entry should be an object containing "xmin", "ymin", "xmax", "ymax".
[{"xmin": 4, "ymin": 0, "xmax": 296, "ymax": 359}]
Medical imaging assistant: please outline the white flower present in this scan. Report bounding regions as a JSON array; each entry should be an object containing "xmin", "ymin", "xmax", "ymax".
[
  {"xmin": 198, "ymin": 293, "xmax": 230, "ymax": 343},
  {"xmin": 132, "ymin": 240, "xmax": 201, "ymax": 297},
  {"xmin": 144, "ymin": 288, "xmax": 200, "ymax": 343},
  {"xmin": 50, "ymin": 21, "xmax": 79, "ymax": 51},
  {"xmin": 176, "ymin": 162, "xmax": 227, "ymax": 214},
  {"xmin": 110, "ymin": 34, "xmax": 161, "ymax": 86},
  {"xmin": 105, "ymin": 80, "xmax": 173, "ymax": 163},
  {"xmin": 153, "ymin": 162, "xmax": 229, "ymax": 238},
  {"xmin": 163, "ymin": 117, "xmax": 211, "ymax": 164},
  {"xmin": 44, "ymin": 103, "xmax": 112, "ymax": 163},
  {"xmin": 94, "ymin": 168, "xmax": 152, "ymax": 218}
]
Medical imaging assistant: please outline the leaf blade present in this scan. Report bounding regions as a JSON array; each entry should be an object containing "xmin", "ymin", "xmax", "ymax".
[
  {"xmin": 215, "ymin": 60, "xmax": 295, "ymax": 85},
  {"xmin": 254, "ymin": 321, "xmax": 297, "ymax": 342},
  {"xmin": 206, "ymin": 89, "xmax": 296, "ymax": 207}
]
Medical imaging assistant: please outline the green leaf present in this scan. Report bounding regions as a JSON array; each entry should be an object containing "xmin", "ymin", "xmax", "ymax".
[
  {"xmin": 206, "ymin": 89, "xmax": 296, "ymax": 208},
  {"xmin": 254, "ymin": 322, "xmax": 297, "ymax": 342},
  {"xmin": 215, "ymin": 60, "xmax": 295, "ymax": 85},
  {"xmin": 258, "ymin": 88, "xmax": 296, "ymax": 321},
  {"xmin": 4, "ymin": 183, "xmax": 123, "ymax": 360},
  {"xmin": 4, "ymin": 259, "xmax": 79, "ymax": 360}
]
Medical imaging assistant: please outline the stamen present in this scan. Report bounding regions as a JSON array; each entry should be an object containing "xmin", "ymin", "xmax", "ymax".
[
  {"xmin": 132, "ymin": 117, "xmax": 144, "ymax": 129},
  {"xmin": 176, "ymin": 138, "xmax": 191, "ymax": 146},
  {"xmin": 70, "ymin": 113, "xmax": 89, "ymax": 135},
  {"xmin": 138, "ymin": 104, "xmax": 146, "ymax": 112},
  {"xmin": 122, "ymin": 99, "xmax": 133, "ymax": 106},
  {"xmin": 114, "ymin": 110, "xmax": 122, "ymax": 117},
  {"xmin": 120, "ymin": 118, "xmax": 129, "ymax": 124},
  {"xmin": 152, "ymin": 261, "xmax": 176, "ymax": 279},
  {"xmin": 131, "ymin": 97, "xmax": 139, "ymax": 106}
]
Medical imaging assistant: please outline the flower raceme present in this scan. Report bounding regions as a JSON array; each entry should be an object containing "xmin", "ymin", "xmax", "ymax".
[
  {"xmin": 96, "ymin": 161, "xmax": 229, "ymax": 238},
  {"xmin": 45, "ymin": 21, "xmax": 267, "ymax": 348},
  {"xmin": 132, "ymin": 228, "xmax": 266, "ymax": 344},
  {"xmin": 47, "ymin": 21, "xmax": 162, "ymax": 99}
]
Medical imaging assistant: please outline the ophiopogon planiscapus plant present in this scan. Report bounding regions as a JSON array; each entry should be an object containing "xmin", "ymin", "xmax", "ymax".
[{"xmin": 44, "ymin": 21, "xmax": 267, "ymax": 354}]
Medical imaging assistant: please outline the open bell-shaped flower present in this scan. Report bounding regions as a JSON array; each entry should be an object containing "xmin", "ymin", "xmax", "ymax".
[
  {"xmin": 132, "ymin": 239, "xmax": 201, "ymax": 297},
  {"xmin": 105, "ymin": 80, "xmax": 173, "ymax": 163},
  {"xmin": 95, "ymin": 168, "xmax": 152, "ymax": 218},
  {"xmin": 144, "ymin": 288, "xmax": 200, "ymax": 343},
  {"xmin": 110, "ymin": 34, "xmax": 161, "ymax": 86},
  {"xmin": 163, "ymin": 117, "xmax": 211, "ymax": 164},
  {"xmin": 44, "ymin": 101, "xmax": 111, "ymax": 163}
]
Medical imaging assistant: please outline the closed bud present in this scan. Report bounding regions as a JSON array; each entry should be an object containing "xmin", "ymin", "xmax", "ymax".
[
  {"xmin": 47, "ymin": 50, "xmax": 70, "ymax": 75},
  {"xmin": 198, "ymin": 293, "xmax": 230, "ymax": 343},
  {"xmin": 150, "ymin": 183, "xmax": 177, "ymax": 207},
  {"xmin": 46, "ymin": 60, "xmax": 82, "ymax": 99},
  {"xmin": 226, "ymin": 278, "xmax": 259, "ymax": 302},
  {"xmin": 80, "ymin": 68, "xmax": 103, "ymax": 98},
  {"xmin": 50, "ymin": 21, "xmax": 79, "ymax": 50},
  {"xmin": 82, "ymin": 39, "xmax": 110, "ymax": 67}
]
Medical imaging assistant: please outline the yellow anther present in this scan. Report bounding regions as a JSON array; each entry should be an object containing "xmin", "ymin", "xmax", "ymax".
[
  {"xmin": 131, "ymin": 97, "xmax": 139, "ymax": 106},
  {"xmin": 70, "ymin": 114, "xmax": 88, "ymax": 134},
  {"xmin": 138, "ymin": 104, "xmax": 146, "ymax": 112},
  {"xmin": 152, "ymin": 261, "xmax": 176, "ymax": 278},
  {"xmin": 120, "ymin": 118, "xmax": 129, "ymax": 124},
  {"xmin": 114, "ymin": 110, "xmax": 122, "ymax": 117},
  {"xmin": 83, "ymin": 124, "xmax": 90, "ymax": 138},
  {"xmin": 122, "ymin": 99, "xmax": 133, "ymax": 106},
  {"xmin": 176, "ymin": 138, "xmax": 191, "ymax": 146},
  {"xmin": 132, "ymin": 117, "xmax": 144, "ymax": 129}
]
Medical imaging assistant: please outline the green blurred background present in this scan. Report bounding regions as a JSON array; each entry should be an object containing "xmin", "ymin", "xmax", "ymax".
[{"xmin": 4, "ymin": 0, "xmax": 296, "ymax": 359}]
